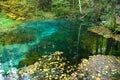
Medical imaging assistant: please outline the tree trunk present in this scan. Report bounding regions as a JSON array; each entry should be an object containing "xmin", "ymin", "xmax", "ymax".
[
  {"xmin": 110, "ymin": 0, "xmax": 117, "ymax": 32},
  {"xmin": 78, "ymin": 0, "xmax": 82, "ymax": 14}
]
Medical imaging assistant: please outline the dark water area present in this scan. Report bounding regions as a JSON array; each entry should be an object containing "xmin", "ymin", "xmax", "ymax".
[{"xmin": 0, "ymin": 19, "xmax": 120, "ymax": 71}]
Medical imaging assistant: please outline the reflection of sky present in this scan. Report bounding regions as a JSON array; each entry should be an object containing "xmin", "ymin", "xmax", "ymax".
[{"xmin": 0, "ymin": 20, "xmax": 58, "ymax": 71}]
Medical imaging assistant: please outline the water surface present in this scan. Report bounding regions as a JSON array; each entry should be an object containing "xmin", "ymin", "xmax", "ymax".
[{"xmin": 0, "ymin": 19, "xmax": 119, "ymax": 71}]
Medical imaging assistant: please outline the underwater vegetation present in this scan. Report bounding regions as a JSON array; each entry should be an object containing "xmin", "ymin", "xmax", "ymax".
[{"xmin": 0, "ymin": 30, "xmax": 36, "ymax": 45}]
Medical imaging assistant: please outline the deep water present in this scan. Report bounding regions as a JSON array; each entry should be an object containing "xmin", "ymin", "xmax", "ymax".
[{"xmin": 0, "ymin": 19, "xmax": 120, "ymax": 72}]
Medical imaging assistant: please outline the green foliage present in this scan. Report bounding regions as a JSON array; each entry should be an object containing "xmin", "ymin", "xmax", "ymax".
[
  {"xmin": 116, "ymin": 6, "xmax": 120, "ymax": 17},
  {"xmin": 0, "ymin": 14, "xmax": 21, "ymax": 32},
  {"xmin": 0, "ymin": 0, "xmax": 36, "ymax": 20},
  {"xmin": 80, "ymin": 0, "xmax": 119, "ymax": 33},
  {"xmin": 0, "ymin": 10, "xmax": 6, "ymax": 17},
  {"xmin": 34, "ymin": 11, "xmax": 55, "ymax": 20},
  {"xmin": 112, "ymin": 70, "xmax": 120, "ymax": 80},
  {"xmin": 38, "ymin": 0, "xmax": 52, "ymax": 11},
  {"xmin": 51, "ymin": 0, "xmax": 70, "ymax": 17}
]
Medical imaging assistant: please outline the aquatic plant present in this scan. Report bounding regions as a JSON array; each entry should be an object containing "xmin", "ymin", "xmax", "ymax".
[{"xmin": 0, "ymin": 30, "xmax": 36, "ymax": 45}]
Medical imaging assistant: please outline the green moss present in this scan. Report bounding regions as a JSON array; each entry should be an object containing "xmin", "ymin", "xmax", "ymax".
[{"xmin": 0, "ymin": 15, "xmax": 21, "ymax": 32}]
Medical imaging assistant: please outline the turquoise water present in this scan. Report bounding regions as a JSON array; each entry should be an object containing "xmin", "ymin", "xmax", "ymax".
[
  {"xmin": 0, "ymin": 20, "xmax": 59, "ymax": 71},
  {"xmin": 0, "ymin": 19, "xmax": 81, "ymax": 71},
  {"xmin": 1, "ymin": 19, "xmax": 120, "ymax": 72},
  {"xmin": 18, "ymin": 19, "xmax": 82, "ymax": 67}
]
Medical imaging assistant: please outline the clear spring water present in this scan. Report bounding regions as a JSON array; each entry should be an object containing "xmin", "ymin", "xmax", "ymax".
[
  {"xmin": 0, "ymin": 19, "xmax": 81, "ymax": 71},
  {"xmin": 0, "ymin": 19, "xmax": 59, "ymax": 71},
  {"xmin": 0, "ymin": 19, "xmax": 119, "ymax": 73}
]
